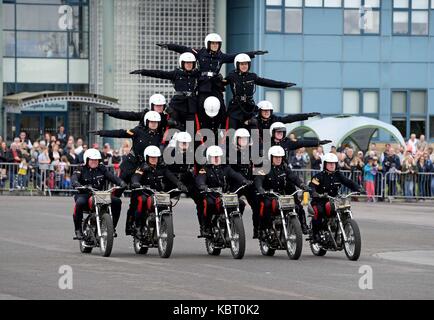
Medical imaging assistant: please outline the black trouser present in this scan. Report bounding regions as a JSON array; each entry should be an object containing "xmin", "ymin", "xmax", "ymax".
[
  {"xmin": 198, "ymin": 194, "xmax": 244, "ymax": 227},
  {"xmin": 294, "ymin": 195, "xmax": 307, "ymax": 227},
  {"xmin": 240, "ymin": 185, "xmax": 259, "ymax": 230},
  {"xmin": 73, "ymin": 194, "xmax": 122, "ymax": 231},
  {"xmin": 310, "ymin": 200, "xmax": 335, "ymax": 235},
  {"xmin": 171, "ymin": 110, "xmax": 196, "ymax": 132}
]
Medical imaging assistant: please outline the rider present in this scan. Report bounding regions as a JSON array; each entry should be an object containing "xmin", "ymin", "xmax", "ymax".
[
  {"xmin": 309, "ymin": 153, "xmax": 363, "ymax": 243},
  {"xmin": 254, "ymin": 146, "xmax": 308, "ymax": 236},
  {"xmin": 130, "ymin": 146, "xmax": 187, "ymax": 236},
  {"xmin": 254, "ymin": 100, "xmax": 320, "ymax": 141},
  {"xmin": 104, "ymin": 93, "xmax": 172, "ymax": 137},
  {"xmin": 224, "ymin": 54, "xmax": 296, "ymax": 130},
  {"xmin": 228, "ymin": 128, "xmax": 261, "ymax": 239},
  {"xmin": 92, "ymin": 111, "xmax": 163, "ymax": 235},
  {"xmin": 71, "ymin": 148, "xmax": 126, "ymax": 239},
  {"xmin": 156, "ymin": 33, "xmax": 268, "ymax": 122},
  {"xmin": 195, "ymin": 146, "xmax": 251, "ymax": 237},
  {"xmin": 130, "ymin": 53, "xmax": 200, "ymax": 132}
]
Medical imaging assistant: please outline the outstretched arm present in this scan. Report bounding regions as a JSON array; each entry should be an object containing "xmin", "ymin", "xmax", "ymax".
[
  {"xmin": 255, "ymin": 76, "xmax": 296, "ymax": 89},
  {"xmin": 130, "ymin": 69, "xmax": 176, "ymax": 81},
  {"xmin": 156, "ymin": 43, "xmax": 196, "ymax": 55},
  {"xmin": 275, "ymin": 113, "xmax": 321, "ymax": 124},
  {"xmin": 105, "ymin": 110, "xmax": 143, "ymax": 122}
]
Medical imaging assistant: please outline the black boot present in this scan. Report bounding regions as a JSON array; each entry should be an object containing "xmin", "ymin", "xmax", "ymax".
[
  {"xmin": 125, "ymin": 216, "xmax": 134, "ymax": 236},
  {"xmin": 74, "ymin": 229, "xmax": 84, "ymax": 240},
  {"xmin": 253, "ymin": 227, "xmax": 259, "ymax": 239},
  {"xmin": 297, "ymin": 208, "xmax": 309, "ymax": 235}
]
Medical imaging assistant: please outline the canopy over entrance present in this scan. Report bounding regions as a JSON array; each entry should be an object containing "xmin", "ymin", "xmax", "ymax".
[{"xmin": 290, "ymin": 116, "xmax": 406, "ymax": 153}]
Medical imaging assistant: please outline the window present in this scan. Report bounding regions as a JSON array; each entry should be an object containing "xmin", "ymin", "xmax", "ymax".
[
  {"xmin": 343, "ymin": 89, "xmax": 379, "ymax": 115},
  {"xmin": 266, "ymin": 0, "xmax": 303, "ymax": 33},
  {"xmin": 392, "ymin": 90, "xmax": 427, "ymax": 139},
  {"xmin": 393, "ymin": 0, "xmax": 429, "ymax": 35},
  {"xmin": 305, "ymin": 0, "xmax": 343, "ymax": 6},
  {"xmin": 265, "ymin": 89, "xmax": 302, "ymax": 114},
  {"xmin": 344, "ymin": 0, "xmax": 380, "ymax": 34},
  {"xmin": 430, "ymin": 116, "xmax": 434, "ymax": 139},
  {"xmin": 265, "ymin": 91, "xmax": 281, "ymax": 112},
  {"xmin": 284, "ymin": 90, "xmax": 302, "ymax": 114}
]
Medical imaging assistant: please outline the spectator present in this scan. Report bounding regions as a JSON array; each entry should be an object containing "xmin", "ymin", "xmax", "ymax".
[
  {"xmin": 19, "ymin": 131, "xmax": 32, "ymax": 150},
  {"xmin": 66, "ymin": 147, "xmax": 79, "ymax": 165},
  {"xmin": 351, "ymin": 152, "xmax": 365, "ymax": 186},
  {"xmin": 0, "ymin": 142, "xmax": 9, "ymax": 189},
  {"xmin": 406, "ymin": 133, "xmax": 419, "ymax": 156},
  {"xmin": 380, "ymin": 143, "xmax": 392, "ymax": 163},
  {"xmin": 50, "ymin": 144, "xmax": 61, "ymax": 162},
  {"xmin": 416, "ymin": 155, "xmax": 431, "ymax": 198},
  {"xmin": 43, "ymin": 132, "xmax": 52, "ymax": 147},
  {"xmin": 402, "ymin": 155, "xmax": 418, "ymax": 199},
  {"xmin": 396, "ymin": 146, "xmax": 405, "ymax": 164},
  {"xmin": 311, "ymin": 149, "xmax": 322, "ymax": 171},
  {"xmin": 17, "ymin": 158, "xmax": 29, "ymax": 189},
  {"xmin": 101, "ymin": 143, "xmax": 113, "ymax": 166},
  {"xmin": 363, "ymin": 157, "xmax": 378, "ymax": 202},
  {"xmin": 112, "ymin": 149, "xmax": 122, "ymax": 176},
  {"xmin": 428, "ymin": 147, "xmax": 434, "ymax": 163},
  {"xmin": 56, "ymin": 126, "xmax": 67, "ymax": 148},
  {"xmin": 344, "ymin": 148, "xmax": 354, "ymax": 171},
  {"xmin": 77, "ymin": 144, "xmax": 88, "ymax": 164},
  {"xmin": 7, "ymin": 143, "xmax": 22, "ymax": 190},
  {"xmin": 383, "ymin": 149, "xmax": 401, "ymax": 197},
  {"xmin": 37, "ymin": 145, "xmax": 51, "ymax": 189},
  {"xmin": 290, "ymin": 148, "xmax": 308, "ymax": 170},
  {"xmin": 330, "ymin": 146, "xmax": 337, "ymax": 155},
  {"xmin": 56, "ymin": 156, "xmax": 70, "ymax": 189},
  {"xmin": 417, "ymin": 135, "xmax": 428, "ymax": 153},
  {"xmin": 338, "ymin": 152, "xmax": 346, "ymax": 171}
]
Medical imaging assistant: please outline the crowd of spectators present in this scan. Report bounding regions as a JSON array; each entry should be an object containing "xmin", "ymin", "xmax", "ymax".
[
  {"xmin": 287, "ymin": 134, "xmax": 434, "ymax": 201},
  {"xmin": 0, "ymin": 126, "xmax": 131, "ymax": 190}
]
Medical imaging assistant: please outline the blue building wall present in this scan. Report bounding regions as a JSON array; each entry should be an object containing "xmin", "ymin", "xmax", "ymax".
[{"xmin": 227, "ymin": 0, "xmax": 434, "ymax": 141}]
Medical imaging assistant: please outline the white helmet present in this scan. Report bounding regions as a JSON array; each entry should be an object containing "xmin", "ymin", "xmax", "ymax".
[
  {"xmin": 258, "ymin": 100, "xmax": 274, "ymax": 111},
  {"xmin": 270, "ymin": 122, "xmax": 287, "ymax": 137},
  {"xmin": 234, "ymin": 53, "xmax": 251, "ymax": 70},
  {"xmin": 83, "ymin": 148, "xmax": 102, "ymax": 164},
  {"xmin": 179, "ymin": 52, "xmax": 196, "ymax": 69},
  {"xmin": 206, "ymin": 145, "xmax": 224, "ymax": 162},
  {"xmin": 144, "ymin": 145, "xmax": 161, "ymax": 160},
  {"xmin": 233, "ymin": 128, "xmax": 251, "ymax": 145},
  {"xmin": 268, "ymin": 145, "xmax": 285, "ymax": 160},
  {"xmin": 204, "ymin": 33, "xmax": 223, "ymax": 50},
  {"xmin": 149, "ymin": 94, "xmax": 166, "ymax": 110},
  {"xmin": 144, "ymin": 110, "xmax": 161, "ymax": 125},
  {"xmin": 323, "ymin": 153, "xmax": 338, "ymax": 164},
  {"xmin": 175, "ymin": 132, "xmax": 192, "ymax": 144},
  {"xmin": 204, "ymin": 96, "xmax": 220, "ymax": 118}
]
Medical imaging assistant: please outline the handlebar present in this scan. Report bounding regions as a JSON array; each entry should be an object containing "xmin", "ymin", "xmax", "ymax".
[
  {"xmin": 314, "ymin": 192, "xmax": 360, "ymax": 200},
  {"xmin": 131, "ymin": 186, "xmax": 181, "ymax": 195},
  {"xmin": 265, "ymin": 190, "xmax": 301, "ymax": 198},
  {"xmin": 76, "ymin": 186, "xmax": 122, "ymax": 193},
  {"xmin": 200, "ymin": 183, "xmax": 249, "ymax": 196}
]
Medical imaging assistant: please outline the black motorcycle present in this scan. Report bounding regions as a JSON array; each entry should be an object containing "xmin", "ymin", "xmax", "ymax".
[
  {"xmin": 201, "ymin": 185, "xmax": 247, "ymax": 259},
  {"xmin": 307, "ymin": 192, "xmax": 362, "ymax": 261},
  {"xmin": 131, "ymin": 187, "xmax": 182, "ymax": 258},
  {"xmin": 75, "ymin": 186, "xmax": 121, "ymax": 257},
  {"xmin": 258, "ymin": 190, "xmax": 303, "ymax": 260}
]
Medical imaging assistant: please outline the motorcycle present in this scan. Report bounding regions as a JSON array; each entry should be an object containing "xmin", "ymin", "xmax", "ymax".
[
  {"xmin": 307, "ymin": 192, "xmax": 362, "ymax": 261},
  {"xmin": 74, "ymin": 186, "xmax": 121, "ymax": 257},
  {"xmin": 258, "ymin": 190, "xmax": 303, "ymax": 260},
  {"xmin": 200, "ymin": 185, "xmax": 247, "ymax": 259},
  {"xmin": 131, "ymin": 187, "xmax": 182, "ymax": 258}
]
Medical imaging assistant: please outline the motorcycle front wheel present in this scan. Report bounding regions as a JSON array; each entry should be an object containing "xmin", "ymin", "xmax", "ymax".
[
  {"xmin": 343, "ymin": 219, "xmax": 361, "ymax": 261},
  {"xmin": 285, "ymin": 216, "xmax": 303, "ymax": 260},
  {"xmin": 229, "ymin": 215, "xmax": 245, "ymax": 259},
  {"xmin": 99, "ymin": 213, "xmax": 114, "ymax": 257},
  {"xmin": 158, "ymin": 214, "xmax": 174, "ymax": 258}
]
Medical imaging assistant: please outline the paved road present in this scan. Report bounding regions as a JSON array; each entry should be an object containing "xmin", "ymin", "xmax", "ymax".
[{"xmin": 0, "ymin": 196, "xmax": 433, "ymax": 300}]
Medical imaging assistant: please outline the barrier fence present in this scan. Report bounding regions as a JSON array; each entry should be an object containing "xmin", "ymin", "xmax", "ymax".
[{"xmin": 1, "ymin": 162, "xmax": 433, "ymax": 201}]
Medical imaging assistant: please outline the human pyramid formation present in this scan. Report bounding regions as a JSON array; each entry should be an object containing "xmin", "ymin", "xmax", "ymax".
[{"xmin": 74, "ymin": 33, "xmax": 362, "ymax": 244}]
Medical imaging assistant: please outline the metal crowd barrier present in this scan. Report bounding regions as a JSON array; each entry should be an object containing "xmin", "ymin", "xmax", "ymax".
[
  {"xmin": 383, "ymin": 172, "xmax": 434, "ymax": 201},
  {"xmin": 1, "ymin": 162, "xmax": 434, "ymax": 201}
]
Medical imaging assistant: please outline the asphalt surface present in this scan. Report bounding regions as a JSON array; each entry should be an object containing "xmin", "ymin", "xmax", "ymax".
[{"xmin": 0, "ymin": 196, "xmax": 434, "ymax": 300}]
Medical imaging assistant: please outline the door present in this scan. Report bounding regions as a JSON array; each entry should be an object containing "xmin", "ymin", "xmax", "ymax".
[
  {"xmin": 19, "ymin": 114, "xmax": 41, "ymax": 142},
  {"xmin": 43, "ymin": 114, "xmax": 66, "ymax": 136}
]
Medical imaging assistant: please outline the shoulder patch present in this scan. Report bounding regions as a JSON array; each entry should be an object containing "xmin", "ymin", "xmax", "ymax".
[{"xmin": 311, "ymin": 178, "xmax": 320, "ymax": 186}]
